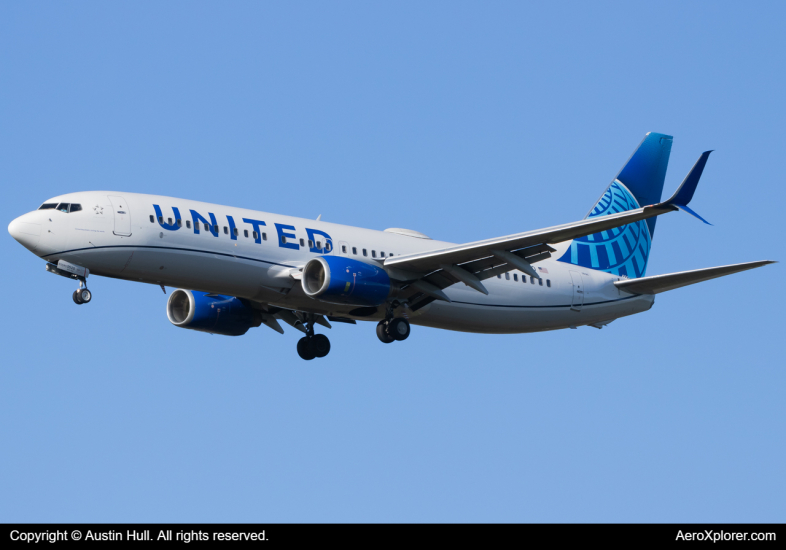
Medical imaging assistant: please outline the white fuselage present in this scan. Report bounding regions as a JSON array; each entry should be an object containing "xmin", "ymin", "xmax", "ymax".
[{"xmin": 10, "ymin": 191, "xmax": 654, "ymax": 333}]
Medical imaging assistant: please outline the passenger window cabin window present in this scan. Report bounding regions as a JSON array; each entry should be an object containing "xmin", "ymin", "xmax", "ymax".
[
  {"xmin": 224, "ymin": 226, "xmax": 228, "ymax": 235},
  {"xmin": 281, "ymin": 236, "xmax": 286, "ymax": 244},
  {"xmin": 262, "ymin": 232, "xmax": 267, "ymax": 241},
  {"xmin": 539, "ymin": 278, "xmax": 543, "ymax": 286},
  {"xmin": 505, "ymin": 273, "xmax": 510, "ymax": 280},
  {"xmin": 531, "ymin": 277, "xmax": 535, "ymax": 284},
  {"xmin": 497, "ymin": 274, "xmax": 501, "ymax": 279},
  {"xmin": 69, "ymin": 204, "xmax": 82, "ymax": 212},
  {"xmin": 149, "ymin": 215, "xmax": 154, "ymax": 223},
  {"xmin": 547, "ymin": 279, "xmax": 551, "ymax": 288},
  {"xmin": 300, "ymin": 238, "xmax": 305, "ymax": 247},
  {"xmin": 363, "ymin": 249, "xmax": 367, "ymax": 257},
  {"xmin": 316, "ymin": 241, "xmax": 322, "ymax": 249},
  {"xmin": 513, "ymin": 274, "xmax": 518, "ymax": 281},
  {"xmin": 380, "ymin": 251, "xmax": 385, "ymax": 257},
  {"xmin": 168, "ymin": 218, "xmax": 173, "ymax": 225},
  {"xmin": 253, "ymin": 231, "xmax": 258, "ymax": 240},
  {"xmin": 352, "ymin": 247, "xmax": 357, "ymax": 255},
  {"xmin": 186, "ymin": 220, "xmax": 191, "ymax": 229},
  {"xmin": 342, "ymin": 245, "xmax": 347, "ymax": 253},
  {"xmin": 233, "ymin": 228, "xmax": 238, "ymax": 236},
  {"xmin": 372, "ymin": 250, "xmax": 376, "ymax": 258},
  {"xmin": 38, "ymin": 203, "xmax": 58, "ymax": 210},
  {"xmin": 325, "ymin": 242, "xmax": 331, "ymax": 251},
  {"xmin": 158, "ymin": 216, "xmax": 164, "ymax": 223},
  {"xmin": 244, "ymin": 230, "xmax": 249, "ymax": 238},
  {"xmin": 203, "ymin": 223, "xmax": 209, "ymax": 231},
  {"xmin": 177, "ymin": 219, "xmax": 182, "ymax": 227}
]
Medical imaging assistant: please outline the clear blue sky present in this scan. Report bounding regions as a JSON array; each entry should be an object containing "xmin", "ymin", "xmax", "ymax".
[{"xmin": 1, "ymin": 2, "xmax": 783, "ymax": 522}]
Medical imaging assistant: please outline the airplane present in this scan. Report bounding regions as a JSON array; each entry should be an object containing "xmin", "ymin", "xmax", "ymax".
[{"xmin": 8, "ymin": 132, "xmax": 775, "ymax": 360}]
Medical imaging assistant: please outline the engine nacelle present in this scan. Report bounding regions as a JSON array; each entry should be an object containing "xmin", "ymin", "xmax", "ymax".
[
  {"xmin": 302, "ymin": 256, "xmax": 393, "ymax": 307},
  {"xmin": 166, "ymin": 289, "xmax": 261, "ymax": 336}
]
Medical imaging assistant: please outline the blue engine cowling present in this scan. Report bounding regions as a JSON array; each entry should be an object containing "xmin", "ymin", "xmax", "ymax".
[
  {"xmin": 301, "ymin": 256, "xmax": 393, "ymax": 306},
  {"xmin": 166, "ymin": 289, "xmax": 261, "ymax": 336}
]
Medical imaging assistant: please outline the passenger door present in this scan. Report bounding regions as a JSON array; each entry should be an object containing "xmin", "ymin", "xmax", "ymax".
[
  {"xmin": 108, "ymin": 196, "xmax": 132, "ymax": 236},
  {"xmin": 569, "ymin": 271, "xmax": 584, "ymax": 311}
]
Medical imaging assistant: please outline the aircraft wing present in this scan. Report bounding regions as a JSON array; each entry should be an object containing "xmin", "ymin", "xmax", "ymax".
[
  {"xmin": 384, "ymin": 148, "xmax": 715, "ymax": 307},
  {"xmin": 614, "ymin": 260, "xmax": 775, "ymax": 295},
  {"xmin": 385, "ymin": 204, "xmax": 677, "ymax": 275}
]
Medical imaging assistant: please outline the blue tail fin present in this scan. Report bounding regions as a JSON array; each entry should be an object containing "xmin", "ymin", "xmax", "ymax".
[{"xmin": 558, "ymin": 132, "xmax": 673, "ymax": 278}]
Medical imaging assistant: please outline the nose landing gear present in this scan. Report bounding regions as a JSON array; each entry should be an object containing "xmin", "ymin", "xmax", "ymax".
[
  {"xmin": 72, "ymin": 279, "xmax": 92, "ymax": 305},
  {"xmin": 45, "ymin": 262, "xmax": 93, "ymax": 305},
  {"xmin": 72, "ymin": 288, "xmax": 92, "ymax": 305}
]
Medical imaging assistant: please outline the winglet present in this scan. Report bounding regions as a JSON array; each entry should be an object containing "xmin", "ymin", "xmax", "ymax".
[{"xmin": 661, "ymin": 150, "xmax": 713, "ymax": 225}]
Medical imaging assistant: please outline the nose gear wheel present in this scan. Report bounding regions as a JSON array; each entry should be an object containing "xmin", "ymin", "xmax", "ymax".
[{"xmin": 72, "ymin": 287, "xmax": 92, "ymax": 304}]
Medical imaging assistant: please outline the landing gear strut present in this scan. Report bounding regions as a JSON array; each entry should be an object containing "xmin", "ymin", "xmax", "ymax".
[
  {"xmin": 376, "ymin": 301, "xmax": 411, "ymax": 343},
  {"xmin": 296, "ymin": 314, "xmax": 331, "ymax": 360},
  {"xmin": 72, "ymin": 278, "xmax": 92, "ymax": 305}
]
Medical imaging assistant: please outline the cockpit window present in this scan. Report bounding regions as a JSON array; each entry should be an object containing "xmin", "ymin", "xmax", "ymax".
[{"xmin": 41, "ymin": 202, "xmax": 82, "ymax": 213}]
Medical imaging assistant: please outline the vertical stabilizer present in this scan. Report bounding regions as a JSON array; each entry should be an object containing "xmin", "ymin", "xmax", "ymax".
[{"xmin": 558, "ymin": 132, "xmax": 673, "ymax": 278}]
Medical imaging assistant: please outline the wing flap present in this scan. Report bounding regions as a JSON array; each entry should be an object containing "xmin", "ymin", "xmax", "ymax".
[
  {"xmin": 397, "ymin": 243, "xmax": 558, "ymax": 306},
  {"xmin": 614, "ymin": 260, "xmax": 775, "ymax": 295}
]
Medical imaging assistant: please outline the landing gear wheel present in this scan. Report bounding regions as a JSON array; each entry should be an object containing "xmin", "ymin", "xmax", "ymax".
[
  {"xmin": 376, "ymin": 321, "xmax": 395, "ymax": 344},
  {"xmin": 72, "ymin": 290, "xmax": 83, "ymax": 305},
  {"xmin": 78, "ymin": 289, "xmax": 92, "ymax": 303},
  {"xmin": 311, "ymin": 334, "xmax": 331, "ymax": 358},
  {"xmin": 297, "ymin": 337, "xmax": 316, "ymax": 360},
  {"xmin": 388, "ymin": 318, "xmax": 410, "ymax": 341}
]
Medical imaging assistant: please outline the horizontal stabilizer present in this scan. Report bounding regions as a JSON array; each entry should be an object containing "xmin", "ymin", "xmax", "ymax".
[{"xmin": 614, "ymin": 260, "xmax": 776, "ymax": 295}]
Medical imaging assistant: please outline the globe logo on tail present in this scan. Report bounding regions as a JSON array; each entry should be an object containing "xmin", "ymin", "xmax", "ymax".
[{"xmin": 557, "ymin": 180, "xmax": 651, "ymax": 278}]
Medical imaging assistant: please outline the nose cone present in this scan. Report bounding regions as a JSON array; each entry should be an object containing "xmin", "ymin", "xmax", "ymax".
[{"xmin": 8, "ymin": 213, "xmax": 42, "ymax": 252}]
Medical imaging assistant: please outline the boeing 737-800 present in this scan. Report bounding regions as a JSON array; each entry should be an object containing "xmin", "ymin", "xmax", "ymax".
[{"xmin": 8, "ymin": 133, "xmax": 774, "ymax": 359}]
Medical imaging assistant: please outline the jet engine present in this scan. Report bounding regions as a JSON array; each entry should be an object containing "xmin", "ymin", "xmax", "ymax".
[
  {"xmin": 166, "ymin": 289, "xmax": 261, "ymax": 336},
  {"xmin": 301, "ymin": 256, "xmax": 394, "ymax": 307}
]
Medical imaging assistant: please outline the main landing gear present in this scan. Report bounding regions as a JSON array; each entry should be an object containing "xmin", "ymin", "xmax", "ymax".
[
  {"xmin": 376, "ymin": 317, "xmax": 410, "ymax": 344},
  {"xmin": 72, "ymin": 279, "xmax": 92, "ymax": 305},
  {"xmin": 296, "ymin": 315, "xmax": 331, "ymax": 361}
]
